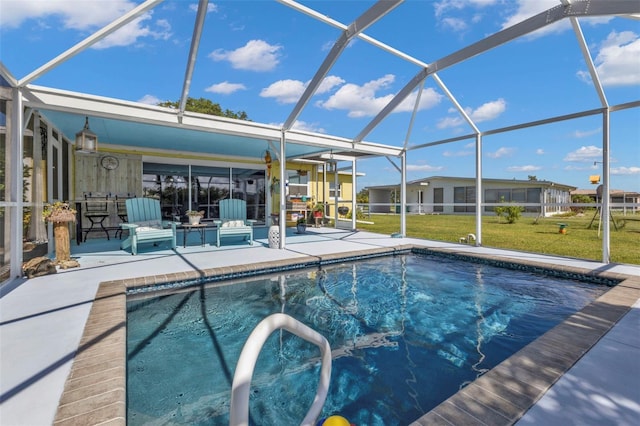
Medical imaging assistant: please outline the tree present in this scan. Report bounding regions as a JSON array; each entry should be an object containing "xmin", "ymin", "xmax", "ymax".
[
  {"xmin": 528, "ymin": 175, "xmax": 538, "ymax": 181},
  {"xmin": 571, "ymin": 194, "xmax": 593, "ymax": 214},
  {"xmin": 157, "ymin": 97, "xmax": 250, "ymax": 121},
  {"xmin": 356, "ymin": 188, "xmax": 369, "ymax": 203}
]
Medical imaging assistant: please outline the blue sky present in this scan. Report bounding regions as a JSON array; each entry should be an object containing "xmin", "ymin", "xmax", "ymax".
[{"xmin": 1, "ymin": 0, "xmax": 639, "ymax": 192}]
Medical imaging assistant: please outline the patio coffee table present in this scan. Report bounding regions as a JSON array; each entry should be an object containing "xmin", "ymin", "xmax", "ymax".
[{"xmin": 180, "ymin": 223, "xmax": 215, "ymax": 247}]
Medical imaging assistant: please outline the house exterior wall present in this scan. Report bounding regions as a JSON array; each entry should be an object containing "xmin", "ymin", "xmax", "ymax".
[
  {"xmin": 260, "ymin": 165, "xmax": 356, "ymax": 223},
  {"xmin": 367, "ymin": 177, "xmax": 575, "ymax": 216}
]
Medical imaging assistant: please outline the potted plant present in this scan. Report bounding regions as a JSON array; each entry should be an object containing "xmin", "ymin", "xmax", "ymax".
[
  {"xmin": 312, "ymin": 203, "xmax": 324, "ymax": 218},
  {"xmin": 312, "ymin": 203, "xmax": 324, "ymax": 227},
  {"xmin": 296, "ymin": 215, "xmax": 307, "ymax": 234},
  {"xmin": 42, "ymin": 201, "xmax": 79, "ymax": 267},
  {"xmin": 186, "ymin": 210, "xmax": 204, "ymax": 225}
]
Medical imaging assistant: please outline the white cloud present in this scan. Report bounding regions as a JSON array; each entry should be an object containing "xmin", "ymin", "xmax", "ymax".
[
  {"xmin": 486, "ymin": 147, "xmax": 515, "ymax": 159},
  {"xmin": 407, "ymin": 164, "xmax": 444, "ymax": 172},
  {"xmin": 611, "ymin": 166, "xmax": 640, "ymax": 175},
  {"xmin": 0, "ymin": 0, "xmax": 135, "ymax": 29},
  {"xmin": 396, "ymin": 88, "xmax": 443, "ymax": 113},
  {"xmin": 261, "ymin": 79, "xmax": 306, "ymax": 104},
  {"xmin": 564, "ymin": 165, "xmax": 591, "ymax": 171},
  {"xmin": 501, "ymin": 0, "xmax": 559, "ymax": 29},
  {"xmin": 470, "ymin": 98, "xmax": 506, "ymax": 122},
  {"xmin": 0, "ymin": 0, "xmax": 170, "ymax": 49},
  {"xmin": 189, "ymin": 3, "xmax": 218, "ymax": 13},
  {"xmin": 443, "ymin": 149, "xmax": 473, "ymax": 157},
  {"xmin": 500, "ymin": 0, "xmax": 613, "ymax": 40},
  {"xmin": 260, "ymin": 75, "xmax": 345, "ymax": 104},
  {"xmin": 437, "ymin": 116, "xmax": 464, "ymax": 129},
  {"xmin": 564, "ymin": 145, "xmax": 602, "ymax": 162},
  {"xmin": 578, "ymin": 31, "xmax": 640, "ymax": 87},
  {"xmin": 572, "ymin": 128, "xmax": 601, "ymax": 138},
  {"xmin": 209, "ymin": 39, "xmax": 282, "ymax": 71},
  {"xmin": 138, "ymin": 94, "xmax": 161, "ymax": 105},
  {"xmin": 442, "ymin": 17, "xmax": 468, "ymax": 32},
  {"xmin": 290, "ymin": 120, "xmax": 326, "ymax": 133},
  {"xmin": 317, "ymin": 76, "xmax": 346, "ymax": 94},
  {"xmin": 94, "ymin": 14, "xmax": 173, "ymax": 50},
  {"xmin": 506, "ymin": 165, "xmax": 541, "ymax": 172},
  {"xmin": 437, "ymin": 98, "xmax": 506, "ymax": 129},
  {"xmin": 268, "ymin": 120, "xmax": 325, "ymax": 133},
  {"xmin": 316, "ymin": 74, "xmax": 396, "ymax": 118},
  {"xmin": 536, "ymin": 149, "xmax": 544, "ymax": 155},
  {"xmin": 434, "ymin": 0, "xmax": 498, "ymax": 19},
  {"xmin": 205, "ymin": 81, "xmax": 247, "ymax": 95},
  {"xmin": 316, "ymin": 75, "xmax": 442, "ymax": 118}
]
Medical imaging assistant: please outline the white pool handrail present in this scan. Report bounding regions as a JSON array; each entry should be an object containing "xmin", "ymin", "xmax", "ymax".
[{"xmin": 229, "ymin": 313, "xmax": 332, "ymax": 426}]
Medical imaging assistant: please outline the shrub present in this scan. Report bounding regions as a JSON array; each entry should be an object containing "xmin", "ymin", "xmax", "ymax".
[{"xmin": 494, "ymin": 197, "xmax": 524, "ymax": 224}]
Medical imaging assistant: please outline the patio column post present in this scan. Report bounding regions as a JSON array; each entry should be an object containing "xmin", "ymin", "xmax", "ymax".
[
  {"xmin": 351, "ymin": 159, "xmax": 356, "ymax": 231},
  {"xmin": 279, "ymin": 130, "xmax": 286, "ymax": 249},
  {"xmin": 602, "ymin": 109, "xmax": 610, "ymax": 263},
  {"xmin": 400, "ymin": 150, "xmax": 406, "ymax": 237},
  {"xmin": 475, "ymin": 133, "xmax": 482, "ymax": 246},
  {"xmin": 10, "ymin": 87, "xmax": 24, "ymax": 280}
]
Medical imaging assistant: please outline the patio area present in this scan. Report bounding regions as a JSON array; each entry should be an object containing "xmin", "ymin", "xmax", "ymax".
[{"xmin": 1, "ymin": 227, "xmax": 639, "ymax": 425}]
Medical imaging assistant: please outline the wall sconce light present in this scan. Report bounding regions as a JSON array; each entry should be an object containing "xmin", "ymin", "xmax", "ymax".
[{"xmin": 75, "ymin": 116, "xmax": 98, "ymax": 153}]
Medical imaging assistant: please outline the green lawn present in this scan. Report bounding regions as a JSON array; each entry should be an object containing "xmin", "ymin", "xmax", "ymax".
[{"xmin": 355, "ymin": 213, "xmax": 640, "ymax": 265}]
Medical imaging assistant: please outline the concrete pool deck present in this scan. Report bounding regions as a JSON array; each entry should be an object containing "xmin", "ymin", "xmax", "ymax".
[{"xmin": 1, "ymin": 227, "xmax": 639, "ymax": 425}]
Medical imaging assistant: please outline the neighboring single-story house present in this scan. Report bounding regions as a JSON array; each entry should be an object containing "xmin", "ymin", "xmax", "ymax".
[
  {"xmin": 571, "ymin": 188, "xmax": 640, "ymax": 213},
  {"xmin": 366, "ymin": 176, "xmax": 576, "ymax": 216}
]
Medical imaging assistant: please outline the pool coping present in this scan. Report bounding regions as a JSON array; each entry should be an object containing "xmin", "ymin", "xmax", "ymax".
[{"xmin": 52, "ymin": 245, "xmax": 640, "ymax": 425}]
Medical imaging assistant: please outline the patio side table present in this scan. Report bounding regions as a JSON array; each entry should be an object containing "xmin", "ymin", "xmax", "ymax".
[{"xmin": 180, "ymin": 223, "xmax": 214, "ymax": 247}]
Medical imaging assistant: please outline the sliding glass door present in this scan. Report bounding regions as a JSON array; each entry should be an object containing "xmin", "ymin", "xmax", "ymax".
[{"xmin": 143, "ymin": 162, "xmax": 265, "ymax": 223}]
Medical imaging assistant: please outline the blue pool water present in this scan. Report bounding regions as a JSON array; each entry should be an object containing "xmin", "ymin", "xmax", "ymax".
[{"xmin": 126, "ymin": 254, "xmax": 608, "ymax": 425}]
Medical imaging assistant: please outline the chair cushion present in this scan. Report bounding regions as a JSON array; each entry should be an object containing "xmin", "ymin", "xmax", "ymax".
[
  {"xmin": 137, "ymin": 220, "xmax": 162, "ymax": 228},
  {"xmin": 222, "ymin": 220, "xmax": 245, "ymax": 227},
  {"xmin": 136, "ymin": 226, "xmax": 162, "ymax": 233}
]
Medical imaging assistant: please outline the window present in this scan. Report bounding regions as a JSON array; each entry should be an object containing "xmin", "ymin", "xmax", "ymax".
[
  {"xmin": 454, "ymin": 186, "xmax": 475, "ymax": 212},
  {"xmin": 329, "ymin": 182, "xmax": 341, "ymax": 199},
  {"xmin": 287, "ymin": 170, "xmax": 309, "ymax": 198},
  {"xmin": 484, "ymin": 187, "xmax": 542, "ymax": 213},
  {"xmin": 433, "ymin": 187, "xmax": 443, "ymax": 212}
]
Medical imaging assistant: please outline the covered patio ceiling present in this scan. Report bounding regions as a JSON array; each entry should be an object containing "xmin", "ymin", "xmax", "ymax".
[{"xmin": 23, "ymin": 85, "xmax": 401, "ymax": 163}]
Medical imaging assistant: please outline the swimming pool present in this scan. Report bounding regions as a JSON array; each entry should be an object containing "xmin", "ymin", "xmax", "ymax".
[{"xmin": 126, "ymin": 253, "xmax": 608, "ymax": 425}]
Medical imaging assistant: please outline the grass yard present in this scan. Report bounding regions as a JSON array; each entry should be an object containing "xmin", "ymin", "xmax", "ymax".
[{"xmin": 355, "ymin": 212, "xmax": 640, "ymax": 265}]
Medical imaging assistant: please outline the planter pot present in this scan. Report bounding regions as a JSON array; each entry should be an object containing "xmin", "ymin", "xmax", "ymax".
[
  {"xmin": 296, "ymin": 223, "xmax": 307, "ymax": 234},
  {"xmin": 189, "ymin": 216, "xmax": 201, "ymax": 225}
]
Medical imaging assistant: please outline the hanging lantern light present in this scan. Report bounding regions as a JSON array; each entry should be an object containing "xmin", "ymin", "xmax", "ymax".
[
  {"xmin": 264, "ymin": 150, "xmax": 272, "ymax": 177},
  {"xmin": 75, "ymin": 116, "xmax": 98, "ymax": 153}
]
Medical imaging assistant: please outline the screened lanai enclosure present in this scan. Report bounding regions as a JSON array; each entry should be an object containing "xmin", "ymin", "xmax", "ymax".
[{"xmin": 1, "ymin": 0, "xmax": 639, "ymax": 283}]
